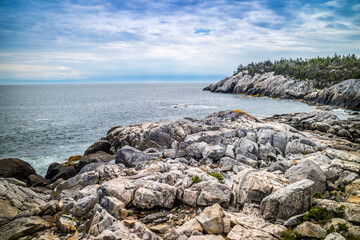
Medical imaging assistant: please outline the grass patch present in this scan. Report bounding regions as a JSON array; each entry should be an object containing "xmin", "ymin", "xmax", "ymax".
[
  {"xmin": 191, "ymin": 175, "xmax": 200, "ymax": 183},
  {"xmin": 207, "ymin": 172, "xmax": 224, "ymax": 183}
]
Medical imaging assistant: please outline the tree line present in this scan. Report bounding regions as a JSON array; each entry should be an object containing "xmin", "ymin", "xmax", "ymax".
[{"xmin": 234, "ymin": 54, "xmax": 360, "ymax": 89}]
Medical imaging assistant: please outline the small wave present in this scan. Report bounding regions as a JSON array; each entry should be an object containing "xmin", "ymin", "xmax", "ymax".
[
  {"xmin": 35, "ymin": 118, "xmax": 49, "ymax": 122},
  {"xmin": 187, "ymin": 105, "xmax": 218, "ymax": 109}
]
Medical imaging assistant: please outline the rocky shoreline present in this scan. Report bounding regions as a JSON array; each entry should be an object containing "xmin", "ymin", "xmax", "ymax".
[
  {"xmin": 203, "ymin": 72, "xmax": 360, "ymax": 110},
  {"xmin": 0, "ymin": 109, "xmax": 359, "ymax": 240}
]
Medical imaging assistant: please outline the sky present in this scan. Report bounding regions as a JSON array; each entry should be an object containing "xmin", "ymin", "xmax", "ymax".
[{"xmin": 0, "ymin": 0, "xmax": 359, "ymax": 84}]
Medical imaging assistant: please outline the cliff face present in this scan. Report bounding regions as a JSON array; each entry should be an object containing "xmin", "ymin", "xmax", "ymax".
[
  {"xmin": 204, "ymin": 72, "xmax": 316, "ymax": 99},
  {"xmin": 304, "ymin": 79, "xmax": 360, "ymax": 110},
  {"xmin": 204, "ymin": 72, "xmax": 360, "ymax": 110}
]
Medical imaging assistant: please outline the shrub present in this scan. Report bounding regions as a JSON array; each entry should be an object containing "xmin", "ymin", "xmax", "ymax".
[
  {"xmin": 280, "ymin": 229, "xmax": 302, "ymax": 240},
  {"xmin": 303, "ymin": 207, "xmax": 333, "ymax": 225},
  {"xmin": 337, "ymin": 223, "xmax": 349, "ymax": 232},
  {"xmin": 191, "ymin": 175, "xmax": 200, "ymax": 183},
  {"xmin": 301, "ymin": 150, "xmax": 307, "ymax": 155},
  {"xmin": 314, "ymin": 192, "xmax": 324, "ymax": 199},
  {"xmin": 207, "ymin": 172, "xmax": 224, "ymax": 183}
]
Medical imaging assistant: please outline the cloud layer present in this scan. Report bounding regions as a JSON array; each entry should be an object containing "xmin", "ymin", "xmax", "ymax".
[{"xmin": 0, "ymin": 0, "xmax": 359, "ymax": 83}]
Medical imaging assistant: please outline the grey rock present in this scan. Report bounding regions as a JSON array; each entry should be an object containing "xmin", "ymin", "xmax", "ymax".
[
  {"xmin": 115, "ymin": 146, "xmax": 150, "ymax": 168},
  {"xmin": 285, "ymin": 159, "xmax": 326, "ymax": 193},
  {"xmin": 260, "ymin": 179, "xmax": 316, "ymax": 221},
  {"xmin": 0, "ymin": 216, "xmax": 52, "ymax": 240},
  {"xmin": 295, "ymin": 221, "xmax": 327, "ymax": 239},
  {"xmin": 304, "ymin": 79, "xmax": 360, "ymax": 110},
  {"xmin": 186, "ymin": 142, "xmax": 208, "ymax": 159},
  {"xmin": 325, "ymin": 233, "xmax": 346, "ymax": 240},
  {"xmin": 196, "ymin": 203, "xmax": 224, "ymax": 235}
]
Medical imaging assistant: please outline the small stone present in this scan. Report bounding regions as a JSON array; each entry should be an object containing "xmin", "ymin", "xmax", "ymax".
[
  {"xmin": 149, "ymin": 224, "xmax": 169, "ymax": 234},
  {"xmin": 295, "ymin": 222, "xmax": 326, "ymax": 239}
]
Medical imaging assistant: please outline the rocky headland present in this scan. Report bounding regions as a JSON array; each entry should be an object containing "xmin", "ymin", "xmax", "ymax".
[
  {"xmin": 203, "ymin": 72, "xmax": 360, "ymax": 110},
  {"xmin": 0, "ymin": 109, "xmax": 359, "ymax": 240}
]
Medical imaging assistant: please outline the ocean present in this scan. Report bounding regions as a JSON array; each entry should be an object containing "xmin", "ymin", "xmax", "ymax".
[{"xmin": 0, "ymin": 83, "xmax": 347, "ymax": 176}]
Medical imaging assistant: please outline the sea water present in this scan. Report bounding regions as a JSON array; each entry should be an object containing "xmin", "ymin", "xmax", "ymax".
[{"xmin": 0, "ymin": 83, "xmax": 336, "ymax": 175}]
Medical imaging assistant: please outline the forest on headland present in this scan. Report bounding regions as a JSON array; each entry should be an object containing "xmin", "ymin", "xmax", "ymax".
[{"xmin": 233, "ymin": 54, "xmax": 360, "ymax": 89}]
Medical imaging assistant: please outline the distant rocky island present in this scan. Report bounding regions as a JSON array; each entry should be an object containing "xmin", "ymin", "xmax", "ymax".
[
  {"xmin": 0, "ymin": 55, "xmax": 360, "ymax": 240},
  {"xmin": 204, "ymin": 55, "xmax": 360, "ymax": 110}
]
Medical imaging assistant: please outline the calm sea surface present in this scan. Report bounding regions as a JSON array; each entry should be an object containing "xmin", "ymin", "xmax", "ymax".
[{"xmin": 0, "ymin": 83, "xmax": 348, "ymax": 175}]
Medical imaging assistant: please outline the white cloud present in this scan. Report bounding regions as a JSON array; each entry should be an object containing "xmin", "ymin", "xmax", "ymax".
[
  {"xmin": 0, "ymin": 64, "xmax": 83, "ymax": 80},
  {"xmin": 1, "ymin": 0, "xmax": 359, "ymax": 81}
]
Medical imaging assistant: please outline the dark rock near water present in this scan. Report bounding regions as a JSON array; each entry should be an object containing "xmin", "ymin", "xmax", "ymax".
[
  {"xmin": 45, "ymin": 162, "xmax": 76, "ymax": 182},
  {"xmin": 204, "ymin": 72, "xmax": 360, "ymax": 110},
  {"xmin": 0, "ymin": 158, "xmax": 36, "ymax": 181},
  {"xmin": 304, "ymin": 79, "xmax": 360, "ymax": 110},
  {"xmin": 84, "ymin": 140, "xmax": 112, "ymax": 155},
  {"xmin": 77, "ymin": 151, "xmax": 115, "ymax": 172}
]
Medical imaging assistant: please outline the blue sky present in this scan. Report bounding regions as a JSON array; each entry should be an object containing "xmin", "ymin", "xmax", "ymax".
[{"xmin": 0, "ymin": 0, "xmax": 359, "ymax": 84}]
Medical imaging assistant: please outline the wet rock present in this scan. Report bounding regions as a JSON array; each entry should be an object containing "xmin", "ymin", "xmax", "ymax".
[
  {"xmin": 84, "ymin": 140, "xmax": 112, "ymax": 155},
  {"xmin": 0, "ymin": 158, "xmax": 36, "ymax": 181},
  {"xmin": 45, "ymin": 162, "xmax": 76, "ymax": 182},
  {"xmin": 27, "ymin": 174, "xmax": 50, "ymax": 187},
  {"xmin": 261, "ymin": 179, "xmax": 316, "ymax": 221}
]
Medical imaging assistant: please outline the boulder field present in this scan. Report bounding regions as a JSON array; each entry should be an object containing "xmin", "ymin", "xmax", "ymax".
[
  {"xmin": 203, "ymin": 71, "xmax": 360, "ymax": 110},
  {"xmin": 0, "ymin": 110, "xmax": 359, "ymax": 239}
]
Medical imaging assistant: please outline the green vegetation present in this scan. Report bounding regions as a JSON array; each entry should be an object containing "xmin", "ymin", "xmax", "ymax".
[
  {"xmin": 207, "ymin": 172, "xmax": 224, "ymax": 183},
  {"xmin": 280, "ymin": 229, "xmax": 301, "ymax": 240},
  {"xmin": 303, "ymin": 207, "xmax": 333, "ymax": 225},
  {"xmin": 191, "ymin": 175, "xmax": 200, "ymax": 183},
  {"xmin": 233, "ymin": 54, "xmax": 360, "ymax": 88},
  {"xmin": 72, "ymin": 217, "xmax": 83, "ymax": 222},
  {"xmin": 128, "ymin": 211, "xmax": 133, "ymax": 216},
  {"xmin": 327, "ymin": 223, "xmax": 349, "ymax": 235},
  {"xmin": 301, "ymin": 150, "xmax": 307, "ymax": 155},
  {"xmin": 313, "ymin": 192, "xmax": 324, "ymax": 199},
  {"xmin": 337, "ymin": 223, "xmax": 349, "ymax": 232}
]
